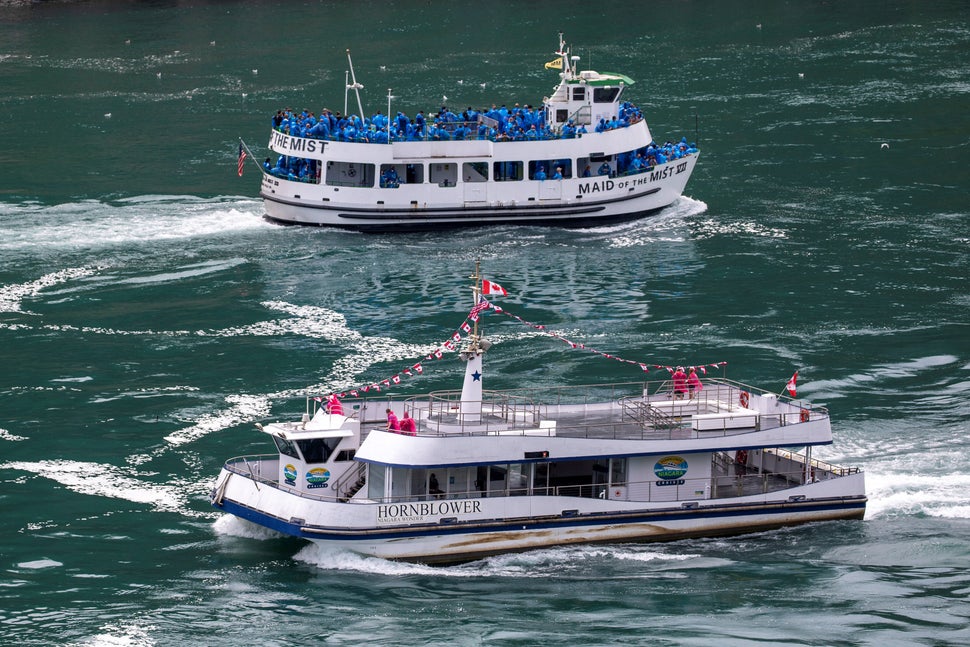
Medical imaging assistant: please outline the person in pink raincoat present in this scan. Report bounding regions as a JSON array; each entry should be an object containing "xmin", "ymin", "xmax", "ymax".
[
  {"xmin": 687, "ymin": 367, "xmax": 703, "ymax": 399},
  {"xmin": 672, "ymin": 366, "xmax": 688, "ymax": 399},
  {"xmin": 325, "ymin": 393, "xmax": 343, "ymax": 415}
]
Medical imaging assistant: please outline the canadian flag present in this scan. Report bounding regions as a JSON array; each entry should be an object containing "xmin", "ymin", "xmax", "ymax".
[
  {"xmin": 786, "ymin": 371, "xmax": 798, "ymax": 397},
  {"xmin": 482, "ymin": 279, "xmax": 507, "ymax": 296}
]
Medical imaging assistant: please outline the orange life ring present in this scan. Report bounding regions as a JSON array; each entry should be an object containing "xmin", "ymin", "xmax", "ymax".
[
  {"xmin": 799, "ymin": 408, "xmax": 810, "ymax": 423},
  {"xmin": 739, "ymin": 391, "xmax": 750, "ymax": 408}
]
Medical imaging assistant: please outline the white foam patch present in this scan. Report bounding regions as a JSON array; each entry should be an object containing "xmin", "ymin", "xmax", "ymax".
[
  {"xmin": 690, "ymin": 217, "xmax": 788, "ymax": 240},
  {"xmin": 0, "ymin": 266, "xmax": 101, "ymax": 314},
  {"xmin": 291, "ymin": 540, "xmax": 711, "ymax": 576},
  {"xmin": 164, "ymin": 394, "xmax": 272, "ymax": 447},
  {"xmin": 77, "ymin": 621, "xmax": 157, "ymax": 647},
  {"xmin": 864, "ymin": 469, "xmax": 970, "ymax": 519},
  {"xmin": 212, "ymin": 513, "xmax": 285, "ymax": 540},
  {"xmin": 0, "ymin": 197, "xmax": 270, "ymax": 255},
  {"xmin": 1, "ymin": 460, "xmax": 187, "ymax": 513},
  {"xmin": 0, "ymin": 429, "xmax": 28, "ymax": 442},
  {"xmin": 16, "ymin": 558, "xmax": 63, "ymax": 570},
  {"xmin": 116, "ymin": 258, "xmax": 248, "ymax": 286}
]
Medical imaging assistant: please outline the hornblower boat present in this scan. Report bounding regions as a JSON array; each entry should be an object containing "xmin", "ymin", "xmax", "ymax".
[
  {"xmin": 210, "ymin": 267, "xmax": 866, "ymax": 564},
  {"xmin": 247, "ymin": 34, "xmax": 699, "ymax": 231}
]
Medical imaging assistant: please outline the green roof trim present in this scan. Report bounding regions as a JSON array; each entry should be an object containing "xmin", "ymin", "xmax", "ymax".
[{"xmin": 584, "ymin": 72, "xmax": 636, "ymax": 87}]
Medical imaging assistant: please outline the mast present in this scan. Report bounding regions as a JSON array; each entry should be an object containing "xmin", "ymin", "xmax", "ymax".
[
  {"xmin": 459, "ymin": 261, "xmax": 487, "ymax": 424},
  {"xmin": 558, "ymin": 32, "xmax": 571, "ymax": 78},
  {"xmin": 346, "ymin": 49, "xmax": 365, "ymax": 120}
]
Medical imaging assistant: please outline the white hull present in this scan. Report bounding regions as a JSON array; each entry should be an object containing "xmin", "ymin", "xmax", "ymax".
[
  {"xmin": 260, "ymin": 143, "xmax": 698, "ymax": 232},
  {"xmin": 214, "ymin": 466, "xmax": 865, "ymax": 564}
]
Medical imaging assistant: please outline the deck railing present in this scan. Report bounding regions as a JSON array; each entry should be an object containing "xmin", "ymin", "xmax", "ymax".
[{"xmin": 220, "ymin": 450, "xmax": 856, "ymax": 509}]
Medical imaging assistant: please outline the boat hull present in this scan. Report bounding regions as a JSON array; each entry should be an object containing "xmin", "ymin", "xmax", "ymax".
[
  {"xmin": 213, "ymin": 468, "xmax": 866, "ymax": 564},
  {"xmin": 259, "ymin": 141, "xmax": 699, "ymax": 232}
]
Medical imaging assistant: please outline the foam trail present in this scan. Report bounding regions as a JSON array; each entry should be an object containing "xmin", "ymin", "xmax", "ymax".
[
  {"xmin": 2, "ymin": 460, "xmax": 188, "ymax": 513},
  {"xmin": 0, "ymin": 266, "xmax": 101, "ymax": 314}
]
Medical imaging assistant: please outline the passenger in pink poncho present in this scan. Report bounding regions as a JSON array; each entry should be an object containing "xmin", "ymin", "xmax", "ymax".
[
  {"xmin": 687, "ymin": 367, "xmax": 703, "ymax": 399},
  {"xmin": 671, "ymin": 366, "xmax": 688, "ymax": 399}
]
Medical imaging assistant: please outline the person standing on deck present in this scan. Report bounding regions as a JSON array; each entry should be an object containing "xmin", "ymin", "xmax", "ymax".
[
  {"xmin": 326, "ymin": 394, "xmax": 343, "ymax": 415},
  {"xmin": 386, "ymin": 408, "xmax": 400, "ymax": 432},
  {"xmin": 399, "ymin": 409, "xmax": 416, "ymax": 436},
  {"xmin": 687, "ymin": 367, "xmax": 703, "ymax": 399},
  {"xmin": 672, "ymin": 366, "xmax": 688, "ymax": 399}
]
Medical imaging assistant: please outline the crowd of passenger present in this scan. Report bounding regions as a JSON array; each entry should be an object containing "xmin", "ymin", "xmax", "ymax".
[
  {"xmin": 270, "ymin": 101, "xmax": 648, "ymax": 144},
  {"xmin": 263, "ymin": 100, "xmax": 696, "ymax": 182}
]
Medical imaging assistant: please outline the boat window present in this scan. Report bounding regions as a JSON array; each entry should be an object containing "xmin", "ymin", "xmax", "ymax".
[
  {"xmin": 593, "ymin": 87, "xmax": 621, "ymax": 103},
  {"xmin": 462, "ymin": 162, "xmax": 488, "ymax": 183},
  {"xmin": 379, "ymin": 164, "xmax": 404, "ymax": 188},
  {"xmin": 556, "ymin": 108, "xmax": 568, "ymax": 123},
  {"xmin": 529, "ymin": 159, "xmax": 572, "ymax": 179},
  {"xmin": 493, "ymin": 161, "xmax": 523, "ymax": 182},
  {"xmin": 335, "ymin": 449, "xmax": 356, "ymax": 462},
  {"xmin": 430, "ymin": 162, "xmax": 457, "ymax": 187},
  {"xmin": 295, "ymin": 437, "xmax": 342, "ymax": 464},
  {"xmin": 404, "ymin": 163, "xmax": 424, "ymax": 184},
  {"xmin": 578, "ymin": 155, "xmax": 613, "ymax": 178},
  {"xmin": 534, "ymin": 462, "xmax": 550, "ymax": 495},
  {"xmin": 272, "ymin": 436, "xmax": 300, "ymax": 459},
  {"xmin": 508, "ymin": 464, "xmax": 528, "ymax": 496},
  {"xmin": 610, "ymin": 458, "xmax": 628, "ymax": 486},
  {"xmin": 571, "ymin": 87, "xmax": 586, "ymax": 101},
  {"xmin": 325, "ymin": 161, "xmax": 375, "ymax": 188},
  {"xmin": 367, "ymin": 465, "xmax": 386, "ymax": 501}
]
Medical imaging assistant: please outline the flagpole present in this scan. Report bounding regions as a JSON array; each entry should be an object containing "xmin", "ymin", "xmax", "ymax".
[
  {"xmin": 469, "ymin": 260, "xmax": 482, "ymax": 350},
  {"xmin": 780, "ymin": 370, "xmax": 799, "ymax": 399}
]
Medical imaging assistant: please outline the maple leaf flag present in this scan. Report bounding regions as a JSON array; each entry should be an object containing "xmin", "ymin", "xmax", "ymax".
[
  {"xmin": 482, "ymin": 279, "xmax": 507, "ymax": 296},
  {"xmin": 786, "ymin": 371, "xmax": 798, "ymax": 397}
]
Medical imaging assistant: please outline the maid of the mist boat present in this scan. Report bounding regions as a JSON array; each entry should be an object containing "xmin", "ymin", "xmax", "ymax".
[
  {"xmin": 210, "ymin": 265, "xmax": 866, "ymax": 564},
  {"xmin": 245, "ymin": 34, "xmax": 699, "ymax": 231}
]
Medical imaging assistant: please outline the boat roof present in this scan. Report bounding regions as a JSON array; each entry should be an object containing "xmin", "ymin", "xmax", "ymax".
[
  {"xmin": 570, "ymin": 70, "xmax": 636, "ymax": 87},
  {"xmin": 261, "ymin": 413, "xmax": 354, "ymax": 441}
]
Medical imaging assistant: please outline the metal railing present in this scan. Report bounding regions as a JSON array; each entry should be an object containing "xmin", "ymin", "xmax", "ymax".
[{"xmin": 221, "ymin": 450, "xmax": 857, "ymax": 508}]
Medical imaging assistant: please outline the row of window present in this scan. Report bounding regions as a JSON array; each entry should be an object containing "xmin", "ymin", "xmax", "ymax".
[{"xmin": 327, "ymin": 154, "xmax": 619, "ymax": 190}]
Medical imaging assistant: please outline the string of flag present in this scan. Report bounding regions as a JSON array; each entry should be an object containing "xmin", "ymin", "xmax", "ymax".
[{"xmin": 325, "ymin": 290, "xmax": 726, "ymax": 400}]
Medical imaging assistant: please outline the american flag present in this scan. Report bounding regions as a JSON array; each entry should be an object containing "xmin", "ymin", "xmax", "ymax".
[
  {"xmin": 237, "ymin": 143, "xmax": 247, "ymax": 176},
  {"xmin": 469, "ymin": 298, "xmax": 490, "ymax": 319}
]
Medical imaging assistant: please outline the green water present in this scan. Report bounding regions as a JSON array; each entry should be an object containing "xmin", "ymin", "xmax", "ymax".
[{"xmin": 1, "ymin": 1, "xmax": 968, "ymax": 645}]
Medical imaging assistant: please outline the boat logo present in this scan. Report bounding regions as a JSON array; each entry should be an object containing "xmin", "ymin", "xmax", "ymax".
[
  {"xmin": 306, "ymin": 467, "xmax": 331, "ymax": 489},
  {"xmin": 283, "ymin": 464, "xmax": 297, "ymax": 484},
  {"xmin": 654, "ymin": 456, "xmax": 688, "ymax": 481}
]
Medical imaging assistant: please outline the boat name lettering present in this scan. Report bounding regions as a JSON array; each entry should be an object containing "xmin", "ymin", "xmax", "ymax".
[
  {"xmin": 377, "ymin": 500, "xmax": 482, "ymax": 522},
  {"xmin": 656, "ymin": 479, "xmax": 686, "ymax": 486},
  {"xmin": 649, "ymin": 161, "xmax": 689, "ymax": 182},
  {"xmin": 578, "ymin": 179, "xmax": 615, "ymax": 194},
  {"xmin": 271, "ymin": 131, "xmax": 328, "ymax": 155}
]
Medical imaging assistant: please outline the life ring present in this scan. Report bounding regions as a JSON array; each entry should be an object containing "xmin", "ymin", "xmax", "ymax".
[
  {"xmin": 347, "ymin": 167, "xmax": 357, "ymax": 177},
  {"xmin": 799, "ymin": 408, "xmax": 810, "ymax": 423},
  {"xmin": 739, "ymin": 391, "xmax": 750, "ymax": 408}
]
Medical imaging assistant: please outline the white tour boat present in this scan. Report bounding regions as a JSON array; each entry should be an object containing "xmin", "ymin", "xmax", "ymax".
[
  {"xmin": 210, "ymin": 267, "xmax": 866, "ymax": 564},
  {"xmin": 246, "ymin": 35, "xmax": 699, "ymax": 231}
]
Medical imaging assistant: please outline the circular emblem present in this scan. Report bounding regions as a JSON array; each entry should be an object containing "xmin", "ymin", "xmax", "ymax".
[
  {"xmin": 654, "ymin": 456, "xmax": 688, "ymax": 480},
  {"xmin": 306, "ymin": 467, "xmax": 331, "ymax": 488},
  {"xmin": 283, "ymin": 464, "xmax": 297, "ymax": 484}
]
